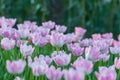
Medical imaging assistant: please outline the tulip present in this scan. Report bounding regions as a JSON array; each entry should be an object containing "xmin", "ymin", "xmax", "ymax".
[
  {"xmin": 95, "ymin": 66, "xmax": 117, "ymax": 80},
  {"xmin": 67, "ymin": 43, "xmax": 84, "ymax": 56},
  {"xmin": 23, "ymin": 21, "xmax": 38, "ymax": 32},
  {"xmin": 74, "ymin": 27, "xmax": 86, "ymax": 41},
  {"xmin": 75, "ymin": 27, "xmax": 86, "ymax": 36},
  {"xmin": 114, "ymin": 57, "xmax": 120, "ymax": 69},
  {"xmin": 39, "ymin": 55, "xmax": 52, "ymax": 65},
  {"xmin": 92, "ymin": 34, "xmax": 102, "ymax": 40},
  {"xmin": 80, "ymin": 38, "xmax": 93, "ymax": 47},
  {"xmin": 0, "ymin": 17, "xmax": 16, "ymax": 28},
  {"xmin": 16, "ymin": 40, "xmax": 28, "ymax": 47},
  {"xmin": 17, "ymin": 22, "xmax": 34, "ymax": 38},
  {"xmin": 0, "ymin": 27, "xmax": 13, "ymax": 37},
  {"xmin": 6, "ymin": 60, "xmax": 26, "ymax": 74},
  {"xmin": 30, "ymin": 32, "xmax": 50, "ymax": 46},
  {"xmin": 93, "ymin": 39, "xmax": 112, "ymax": 54},
  {"xmin": 11, "ymin": 29, "xmax": 20, "ymax": 40},
  {"xmin": 99, "ymin": 54, "xmax": 110, "ymax": 62},
  {"xmin": 46, "ymin": 66, "xmax": 63, "ymax": 80},
  {"xmin": 50, "ymin": 32, "xmax": 65, "ymax": 47},
  {"xmin": 72, "ymin": 56, "xmax": 93, "ymax": 74},
  {"xmin": 52, "ymin": 51, "xmax": 71, "ymax": 66},
  {"xmin": 37, "ymin": 27, "xmax": 50, "ymax": 37},
  {"xmin": 118, "ymin": 35, "xmax": 120, "ymax": 41},
  {"xmin": 28, "ymin": 57, "xmax": 48, "ymax": 76},
  {"xmin": 1, "ymin": 38, "xmax": 15, "ymax": 50},
  {"xmin": 20, "ymin": 44, "xmax": 34, "ymax": 58},
  {"xmin": 110, "ymin": 46, "xmax": 120, "ymax": 54},
  {"xmin": 102, "ymin": 33, "xmax": 113, "ymax": 39},
  {"xmin": 42, "ymin": 21, "xmax": 55, "ymax": 29},
  {"xmin": 55, "ymin": 25, "xmax": 67, "ymax": 33},
  {"xmin": 85, "ymin": 46, "xmax": 100, "ymax": 62},
  {"xmin": 64, "ymin": 33, "xmax": 75, "ymax": 44},
  {"xmin": 63, "ymin": 68, "xmax": 85, "ymax": 80},
  {"xmin": 18, "ymin": 29, "xmax": 30, "ymax": 38}
]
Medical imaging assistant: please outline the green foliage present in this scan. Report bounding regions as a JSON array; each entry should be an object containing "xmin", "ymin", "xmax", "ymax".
[{"xmin": 0, "ymin": 0, "xmax": 120, "ymax": 38}]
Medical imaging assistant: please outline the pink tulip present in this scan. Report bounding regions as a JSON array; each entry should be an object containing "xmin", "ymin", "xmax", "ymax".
[
  {"xmin": 42, "ymin": 21, "xmax": 55, "ymax": 29},
  {"xmin": 93, "ymin": 39, "xmax": 112, "ymax": 54},
  {"xmin": 17, "ymin": 22, "xmax": 35, "ymax": 38},
  {"xmin": 28, "ymin": 56, "xmax": 48, "ymax": 76},
  {"xmin": 80, "ymin": 38, "xmax": 93, "ymax": 47},
  {"xmin": 20, "ymin": 44, "xmax": 34, "ymax": 58},
  {"xmin": 110, "ymin": 46, "xmax": 120, "ymax": 54},
  {"xmin": 67, "ymin": 43, "xmax": 84, "ymax": 56},
  {"xmin": 46, "ymin": 66, "xmax": 63, "ymax": 80},
  {"xmin": 55, "ymin": 25, "xmax": 67, "ymax": 33},
  {"xmin": 95, "ymin": 66, "xmax": 117, "ymax": 80},
  {"xmin": 11, "ymin": 29, "xmax": 20, "ymax": 40},
  {"xmin": 74, "ymin": 27, "xmax": 86, "ymax": 41},
  {"xmin": 23, "ymin": 21, "xmax": 38, "ymax": 32},
  {"xmin": 112, "ymin": 40, "xmax": 120, "ymax": 47},
  {"xmin": 85, "ymin": 46, "xmax": 100, "ymax": 62},
  {"xmin": 18, "ymin": 29, "xmax": 30, "ymax": 38},
  {"xmin": 0, "ymin": 17, "xmax": 6, "ymax": 27},
  {"xmin": 75, "ymin": 27, "xmax": 86, "ymax": 36},
  {"xmin": 72, "ymin": 56, "xmax": 93, "ymax": 74},
  {"xmin": 63, "ymin": 68, "xmax": 85, "ymax": 80},
  {"xmin": 6, "ymin": 60, "xmax": 26, "ymax": 74},
  {"xmin": 102, "ymin": 33, "xmax": 113, "ymax": 39},
  {"xmin": 64, "ymin": 33, "xmax": 75, "ymax": 43},
  {"xmin": 50, "ymin": 32, "xmax": 65, "ymax": 47},
  {"xmin": 118, "ymin": 35, "xmax": 120, "ymax": 41},
  {"xmin": 30, "ymin": 32, "xmax": 49, "ymax": 46},
  {"xmin": 0, "ymin": 27, "xmax": 13, "ymax": 37},
  {"xmin": 1, "ymin": 38, "xmax": 15, "ymax": 50},
  {"xmin": 114, "ymin": 57, "xmax": 120, "ymax": 69},
  {"xmin": 17, "ymin": 21, "xmax": 38, "ymax": 32},
  {"xmin": 37, "ymin": 27, "xmax": 50, "ymax": 36},
  {"xmin": 93, "ymin": 39, "xmax": 110, "ymax": 50},
  {"xmin": 99, "ymin": 54, "xmax": 110, "ymax": 62},
  {"xmin": 39, "ymin": 55, "xmax": 52, "ymax": 65},
  {"xmin": 52, "ymin": 51, "xmax": 71, "ymax": 66},
  {"xmin": 16, "ymin": 40, "xmax": 28, "ymax": 47},
  {"xmin": 0, "ymin": 17, "xmax": 16, "ymax": 28},
  {"xmin": 112, "ymin": 40, "xmax": 118, "ymax": 47},
  {"xmin": 92, "ymin": 34, "xmax": 102, "ymax": 40}
]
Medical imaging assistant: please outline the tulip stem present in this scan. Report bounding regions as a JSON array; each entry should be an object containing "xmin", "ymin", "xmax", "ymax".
[
  {"xmin": 88, "ymin": 75, "xmax": 91, "ymax": 80},
  {"xmin": 99, "ymin": 60, "xmax": 104, "ymax": 66},
  {"xmin": 35, "ymin": 77, "xmax": 37, "ymax": 80},
  {"xmin": 117, "ymin": 69, "xmax": 120, "ymax": 80},
  {"xmin": 42, "ymin": 75, "xmax": 44, "ymax": 80},
  {"xmin": 56, "ymin": 47, "xmax": 60, "ymax": 54}
]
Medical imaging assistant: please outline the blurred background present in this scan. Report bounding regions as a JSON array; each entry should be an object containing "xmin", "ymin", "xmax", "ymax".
[{"xmin": 0, "ymin": 0, "xmax": 120, "ymax": 38}]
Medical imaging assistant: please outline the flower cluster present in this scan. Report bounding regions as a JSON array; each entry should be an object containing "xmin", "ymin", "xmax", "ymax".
[{"xmin": 0, "ymin": 17, "xmax": 120, "ymax": 80}]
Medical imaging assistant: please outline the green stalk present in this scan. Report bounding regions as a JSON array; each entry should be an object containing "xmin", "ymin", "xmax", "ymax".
[
  {"xmin": 56, "ymin": 47, "xmax": 60, "ymax": 54},
  {"xmin": 99, "ymin": 60, "xmax": 104, "ymax": 66},
  {"xmin": 88, "ymin": 75, "xmax": 91, "ymax": 80},
  {"xmin": 42, "ymin": 75, "xmax": 44, "ymax": 80},
  {"xmin": 35, "ymin": 76, "xmax": 37, "ymax": 80},
  {"xmin": 117, "ymin": 69, "xmax": 120, "ymax": 80}
]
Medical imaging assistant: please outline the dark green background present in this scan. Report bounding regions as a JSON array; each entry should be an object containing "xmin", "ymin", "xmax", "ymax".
[{"xmin": 0, "ymin": 0, "xmax": 120, "ymax": 38}]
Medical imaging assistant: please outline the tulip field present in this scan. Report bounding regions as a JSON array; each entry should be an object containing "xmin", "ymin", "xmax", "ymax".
[{"xmin": 0, "ymin": 17, "xmax": 120, "ymax": 80}]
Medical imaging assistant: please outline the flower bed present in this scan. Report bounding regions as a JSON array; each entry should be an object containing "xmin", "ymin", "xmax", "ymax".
[{"xmin": 0, "ymin": 17, "xmax": 119, "ymax": 80}]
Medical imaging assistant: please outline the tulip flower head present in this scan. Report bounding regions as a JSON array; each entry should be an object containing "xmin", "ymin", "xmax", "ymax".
[
  {"xmin": 95, "ymin": 66, "xmax": 117, "ymax": 80},
  {"xmin": 52, "ymin": 51, "xmax": 71, "ymax": 66},
  {"xmin": 46, "ymin": 66, "xmax": 63, "ymax": 80},
  {"xmin": 1, "ymin": 38, "xmax": 15, "ymax": 50},
  {"xmin": 6, "ymin": 60, "xmax": 26, "ymax": 74}
]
